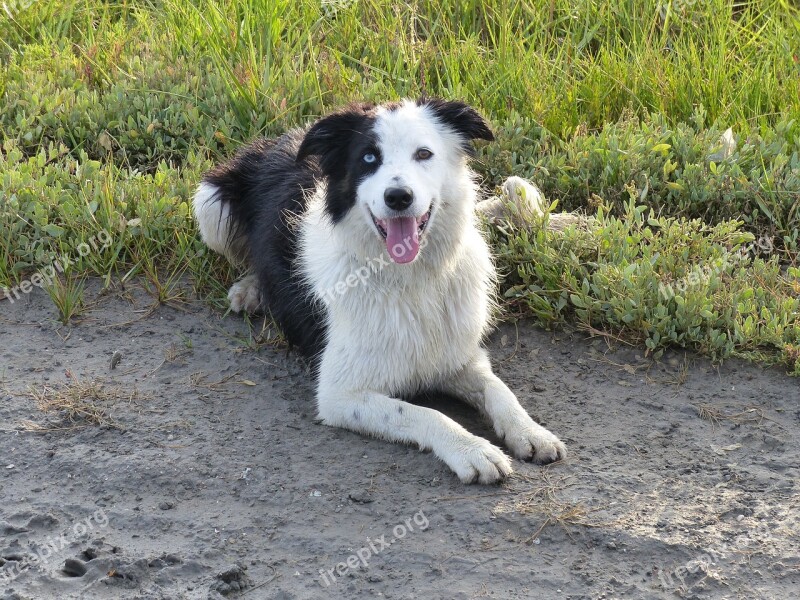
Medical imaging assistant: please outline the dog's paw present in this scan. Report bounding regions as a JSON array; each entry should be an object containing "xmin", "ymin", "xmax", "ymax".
[
  {"xmin": 228, "ymin": 275, "xmax": 261, "ymax": 313},
  {"xmin": 499, "ymin": 419, "xmax": 567, "ymax": 465},
  {"xmin": 439, "ymin": 435, "xmax": 513, "ymax": 484}
]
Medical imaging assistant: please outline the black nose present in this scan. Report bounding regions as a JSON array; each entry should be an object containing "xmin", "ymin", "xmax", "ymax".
[{"xmin": 384, "ymin": 186, "xmax": 414, "ymax": 211}]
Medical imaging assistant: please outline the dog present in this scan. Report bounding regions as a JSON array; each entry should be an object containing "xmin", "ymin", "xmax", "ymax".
[{"xmin": 193, "ymin": 98, "xmax": 566, "ymax": 484}]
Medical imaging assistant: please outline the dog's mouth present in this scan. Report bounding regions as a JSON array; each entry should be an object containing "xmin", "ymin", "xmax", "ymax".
[{"xmin": 370, "ymin": 209, "xmax": 431, "ymax": 264}]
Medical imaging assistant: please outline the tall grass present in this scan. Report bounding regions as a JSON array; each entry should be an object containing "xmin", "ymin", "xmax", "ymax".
[{"xmin": 2, "ymin": 0, "xmax": 798, "ymax": 140}]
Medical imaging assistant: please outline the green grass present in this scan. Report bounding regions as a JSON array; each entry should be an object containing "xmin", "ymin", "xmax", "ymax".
[
  {"xmin": 490, "ymin": 197, "xmax": 800, "ymax": 373},
  {"xmin": 0, "ymin": 0, "xmax": 799, "ymax": 372}
]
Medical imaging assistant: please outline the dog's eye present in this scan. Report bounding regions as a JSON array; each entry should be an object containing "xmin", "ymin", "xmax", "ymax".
[
  {"xmin": 415, "ymin": 148, "xmax": 433, "ymax": 161},
  {"xmin": 362, "ymin": 153, "xmax": 377, "ymax": 164}
]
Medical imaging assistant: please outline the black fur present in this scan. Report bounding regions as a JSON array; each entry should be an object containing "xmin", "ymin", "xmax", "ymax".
[
  {"xmin": 417, "ymin": 97, "xmax": 494, "ymax": 154},
  {"xmin": 203, "ymin": 131, "xmax": 328, "ymax": 360},
  {"xmin": 296, "ymin": 103, "xmax": 379, "ymax": 224}
]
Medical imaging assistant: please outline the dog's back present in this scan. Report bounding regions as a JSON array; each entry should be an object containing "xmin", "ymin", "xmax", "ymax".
[{"xmin": 194, "ymin": 131, "xmax": 327, "ymax": 358}]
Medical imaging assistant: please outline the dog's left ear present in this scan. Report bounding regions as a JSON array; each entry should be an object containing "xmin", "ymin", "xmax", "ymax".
[
  {"xmin": 296, "ymin": 103, "xmax": 375, "ymax": 171},
  {"xmin": 418, "ymin": 97, "xmax": 494, "ymax": 145}
]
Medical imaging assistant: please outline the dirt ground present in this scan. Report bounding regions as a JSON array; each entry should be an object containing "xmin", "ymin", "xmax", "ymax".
[{"xmin": 1, "ymin": 281, "xmax": 798, "ymax": 600}]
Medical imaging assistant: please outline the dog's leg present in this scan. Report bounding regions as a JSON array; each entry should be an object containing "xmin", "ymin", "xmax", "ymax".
[
  {"xmin": 439, "ymin": 350, "xmax": 566, "ymax": 464},
  {"xmin": 317, "ymin": 389, "xmax": 513, "ymax": 484},
  {"xmin": 227, "ymin": 274, "xmax": 262, "ymax": 313}
]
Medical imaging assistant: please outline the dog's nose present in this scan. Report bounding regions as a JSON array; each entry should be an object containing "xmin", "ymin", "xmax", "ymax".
[{"xmin": 384, "ymin": 187, "xmax": 414, "ymax": 211}]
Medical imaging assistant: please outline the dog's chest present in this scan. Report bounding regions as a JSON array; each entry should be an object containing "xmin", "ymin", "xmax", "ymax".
[{"xmin": 324, "ymin": 261, "xmax": 491, "ymax": 393}]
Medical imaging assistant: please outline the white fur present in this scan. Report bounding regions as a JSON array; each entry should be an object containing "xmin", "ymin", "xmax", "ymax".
[
  {"xmin": 297, "ymin": 101, "xmax": 566, "ymax": 483},
  {"xmin": 227, "ymin": 274, "xmax": 261, "ymax": 313},
  {"xmin": 193, "ymin": 182, "xmax": 246, "ymax": 264},
  {"xmin": 356, "ymin": 102, "xmax": 465, "ymax": 226},
  {"xmin": 194, "ymin": 183, "xmax": 261, "ymax": 312}
]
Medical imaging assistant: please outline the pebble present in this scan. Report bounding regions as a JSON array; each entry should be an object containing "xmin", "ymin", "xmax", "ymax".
[
  {"xmin": 348, "ymin": 490, "xmax": 374, "ymax": 504},
  {"xmin": 62, "ymin": 558, "xmax": 87, "ymax": 577}
]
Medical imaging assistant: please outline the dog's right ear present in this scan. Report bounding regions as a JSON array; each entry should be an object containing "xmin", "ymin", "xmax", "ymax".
[{"xmin": 296, "ymin": 103, "xmax": 375, "ymax": 172}]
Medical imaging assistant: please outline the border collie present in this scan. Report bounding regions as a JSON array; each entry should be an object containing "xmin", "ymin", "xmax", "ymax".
[{"xmin": 193, "ymin": 98, "xmax": 566, "ymax": 484}]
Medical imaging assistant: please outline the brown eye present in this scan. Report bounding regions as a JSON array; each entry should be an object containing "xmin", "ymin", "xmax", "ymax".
[{"xmin": 415, "ymin": 148, "xmax": 433, "ymax": 161}]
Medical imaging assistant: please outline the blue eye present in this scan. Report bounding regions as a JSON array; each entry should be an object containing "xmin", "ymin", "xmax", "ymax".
[{"xmin": 363, "ymin": 153, "xmax": 377, "ymax": 164}]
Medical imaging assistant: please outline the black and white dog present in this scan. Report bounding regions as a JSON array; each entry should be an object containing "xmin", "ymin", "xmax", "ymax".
[{"xmin": 194, "ymin": 98, "xmax": 566, "ymax": 484}]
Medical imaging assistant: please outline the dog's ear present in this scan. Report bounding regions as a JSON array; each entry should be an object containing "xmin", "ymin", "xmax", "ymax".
[
  {"xmin": 418, "ymin": 97, "xmax": 494, "ymax": 146},
  {"xmin": 296, "ymin": 103, "xmax": 375, "ymax": 171}
]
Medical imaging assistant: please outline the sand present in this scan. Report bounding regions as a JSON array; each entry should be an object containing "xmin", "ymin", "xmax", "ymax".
[{"xmin": 1, "ymin": 281, "xmax": 798, "ymax": 599}]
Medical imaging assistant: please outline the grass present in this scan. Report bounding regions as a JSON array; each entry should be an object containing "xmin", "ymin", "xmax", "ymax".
[
  {"xmin": 0, "ymin": 0, "xmax": 798, "ymax": 371},
  {"xmin": 44, "ymin": 272, "xmax": 86, "ymax": 324},
  {"xmin": 493, "ymin": 471, "xmax": 602, "ymax": 538},
  {"xmin": 22, "ymin": 373, "xmax": 142, "ymax": 430},
  {"xmin": 490, "ymin": 196, "xmax": 800, "ymax": 372},
  {"xmin": 693, "ymin": 403, "xmax": 769, "ymax": 427}
]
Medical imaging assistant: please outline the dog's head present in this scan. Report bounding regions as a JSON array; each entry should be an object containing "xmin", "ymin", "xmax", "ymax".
[{"xmin": 296, "ymin": 98, "xmax": 493, "ymax": 264}]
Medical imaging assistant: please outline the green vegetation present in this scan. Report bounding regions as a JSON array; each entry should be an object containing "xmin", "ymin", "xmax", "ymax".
[
  {"xmin": 1, "ymin": 0, "xmax": 798, "ymax": 372},
  {"xmin": 490, "ymin": 197, "xmax": 800, "ymax": 373}
]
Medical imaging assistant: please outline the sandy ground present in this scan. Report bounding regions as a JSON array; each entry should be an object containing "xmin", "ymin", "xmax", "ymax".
[{"xmin": 1, "ymin": 281, "xmax": 798, "ymax": 600}]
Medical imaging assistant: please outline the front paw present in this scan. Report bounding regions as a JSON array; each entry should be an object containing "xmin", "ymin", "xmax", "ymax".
[
  {"xmin": 498, "ymin": 419, "xmax": 567, "ymax": 465},
  {"xmin": 437, "ymin": 435, "xmax": 513, "ymax": 484}
]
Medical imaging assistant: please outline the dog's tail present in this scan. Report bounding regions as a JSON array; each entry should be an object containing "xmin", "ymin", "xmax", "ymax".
[{"xmin": 193, "ymin": 138, "xmax": 280, "ymax": 265}]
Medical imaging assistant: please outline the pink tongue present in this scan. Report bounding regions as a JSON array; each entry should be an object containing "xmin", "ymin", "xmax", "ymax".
[{"xmin": 385, "ymin": 217, "xmax": 420, "ymax": 264}]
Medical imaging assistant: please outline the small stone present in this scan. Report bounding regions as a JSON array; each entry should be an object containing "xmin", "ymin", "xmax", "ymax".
[
  {"xmin": 348, "ymin": 491, "xmax": 374, "ymax": 504},
  {"xmin": 211, "ymin": 563, "xmax": 252, "ymax": 596},
  {"xmin": 63, "ymin": 558, "xmax": 87, "ymax": 577}
]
